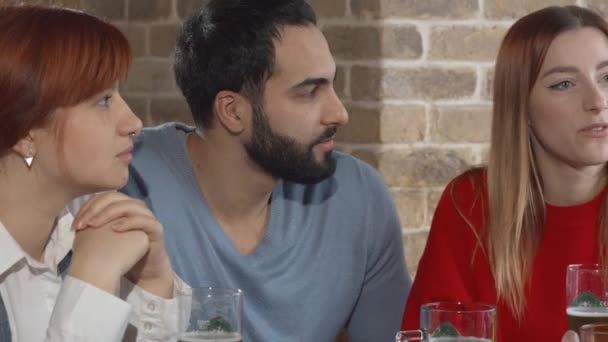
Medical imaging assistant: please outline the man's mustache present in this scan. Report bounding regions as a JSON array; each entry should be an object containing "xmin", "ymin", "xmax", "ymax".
[{"xmin": 311, "ymin": 127, "xmax": 338, "ymax": 146}]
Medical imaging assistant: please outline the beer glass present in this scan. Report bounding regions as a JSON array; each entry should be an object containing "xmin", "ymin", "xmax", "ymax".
[
  {"xmin": 396, "ymin": 302, "xmax": 496, "ymax": 342},
  {"xmin": 177, "ymin": 287, "xmax": 244, "ymax": 342},
  {"xmin": 580, "ymin": 323, "xmax": 608, "ymax": 342},
  {"xmin": 566, "ymin": 264, "xmax": 608, "ymax": 332}
]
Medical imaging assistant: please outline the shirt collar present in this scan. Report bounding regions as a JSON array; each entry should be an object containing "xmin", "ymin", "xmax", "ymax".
[
  {"xmin": 0, "ymin": 207, "xmax": 75, "ymax": 277},
  {"xmin": 45, "ymin": 207, "xmax": 75, "ymax": 269},
  {"xmin": 0, "ymin": 220, "xmax": 26, "ymax": 277}
]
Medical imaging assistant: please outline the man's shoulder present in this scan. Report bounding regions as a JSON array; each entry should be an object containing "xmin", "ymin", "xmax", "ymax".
[
  {"xmin": 137, "ymin": 122, "xmax": 194, "ymax": 146},
  {"xmin": 132, "ymin": 122, "xmax": 194, "ymax": 161},
  {"xmin": 332, "ymin": 151, "xmax": 387, "ymax": 190},
  {"xmin": 124, "ymin": 123, "xmax": 196, "ymax": 201},
  {"xmin": 333, "ymin": 151, "xmax": 379, "ymax": 177}
]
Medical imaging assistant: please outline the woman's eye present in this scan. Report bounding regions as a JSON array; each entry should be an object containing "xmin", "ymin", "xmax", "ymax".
[
  {"xmin": 549, "ymin": 80, "xmax": 574, "ymax": 91},
  {"xmin": 97, "ymin": 95, "xmax": 112, "ymax": 107}
]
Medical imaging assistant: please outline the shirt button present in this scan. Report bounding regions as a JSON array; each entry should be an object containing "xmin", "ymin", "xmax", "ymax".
[
  {"xmin": 147, "ymin": 302, "xmax": 157, "ymax": 311},
  {"xmin": 144, "ymin": 322, "xmax": 152, "ymax": 330}
]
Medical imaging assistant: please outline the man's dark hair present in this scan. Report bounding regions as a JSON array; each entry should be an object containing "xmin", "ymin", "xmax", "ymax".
[{"xmin": 174, "ymin": 0, "xmax": 317, "ymax": 130}]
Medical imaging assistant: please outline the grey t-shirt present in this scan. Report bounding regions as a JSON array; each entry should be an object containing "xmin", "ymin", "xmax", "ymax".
[{"xmin": 122, "ymin": 122, "xmax": 410, "ymax": 342}]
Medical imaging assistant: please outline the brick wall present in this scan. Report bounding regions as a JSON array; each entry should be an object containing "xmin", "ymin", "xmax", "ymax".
[
  {"xmin": 8, "ymin": 0, "xmax": 607, "ymax": 277},
  {"xmin": 311, "ymin": 0, "xmax": 602, "ymax": 277}
]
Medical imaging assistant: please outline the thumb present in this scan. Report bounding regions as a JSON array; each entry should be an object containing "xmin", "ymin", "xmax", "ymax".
[{"xmin": 562, "ymin": 330, "xmax": 580, "ymax": 342}]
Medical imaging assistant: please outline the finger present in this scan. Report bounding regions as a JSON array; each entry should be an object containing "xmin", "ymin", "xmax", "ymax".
[
  {"xmin": 73, "ymin": 192, "xmax": 130, "ymax": 229},
  {"xmin": 562, "ymin": 331, "xmax": 580, "ymax": 342},
  {"xmin": 83, "ymin": 198, "xmax": 155, "ymax": 226},
  {"xmin": 71, "ymin": 193, "xmax": 103, "ymax": 229},
  {"xmin": 77, "ymin": 199, "xmax": 132, "ymax": 230},
  {"xmin": 83, "ymin": 199, "xmax": 153, "ymax": 229},
  {"xmin": 111, "ymin": 216, "xmax": 164, "ymax": 241}
]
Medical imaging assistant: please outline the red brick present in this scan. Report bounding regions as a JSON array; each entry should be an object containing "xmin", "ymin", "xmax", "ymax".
[
  {"xmin": 128, "ymin": 0, "xmax": 172, "ymax": 21},
  {"xmin": 351, "ymin": 66, "xmax": 477, "ymax": 101},
  {"xmin": 484, "ymin": 0, "xmax": 576, "ymax": 19},
  {"xmin": 307, "ymin": 0, "xmax": 346, "ymax": 18},
  {"xmin": 325, "ymin": 25, "xmax": 422, "ymax": 60},
  {"xmin": 81, "ymin": 0, "xmax": 124, "ymax": 19},
  {"xmin": 114, "ymin": 24, "xmax": 147, "ymax": 57},
  {"xmin": 177, "ymin": 0, "xmax": 209, "ymax": 19},
  {"xmin": 352, "ymin": 0, "xmax": 478, "ymax": 19},
  {"xmin": 149, "ymin": 96, "xmax": 194, "ymax": 126},
  {"xmin": 150, "ymin": 24, "xmax": 180, "ymax": 57},
  {"xmin": 123, "ymin": 60, "xmax": 175, "ymax": 92}
]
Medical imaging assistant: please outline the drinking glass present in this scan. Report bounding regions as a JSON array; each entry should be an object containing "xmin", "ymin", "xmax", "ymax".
[
  {"xmin": 396, "ymin": 302, "xmax": 496, "ymax": 342},
  {"xmin": 177, "ymin": 287, "xmax": 244, "ymax": 342},
  {"xmin": 567, "ymin": 264, "xmax": 608, "ymax": 332},
  {"xmin": 580, "ymin": 323, "xmax": 608, "ymax": 342}
]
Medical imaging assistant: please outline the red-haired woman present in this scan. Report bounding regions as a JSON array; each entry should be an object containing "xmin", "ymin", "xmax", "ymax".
[
  {"xmin": 402, "ymin": 5, "xmax": 608, "ymax": 342},
  {"xmin": 0, "ymin": 6, "xmax": 183, "ymax": 341}
]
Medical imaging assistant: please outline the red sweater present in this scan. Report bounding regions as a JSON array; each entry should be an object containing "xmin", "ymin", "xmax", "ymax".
[{"xmin": 402, "ymin": 171, "xmax": 604, "ymax": 342}]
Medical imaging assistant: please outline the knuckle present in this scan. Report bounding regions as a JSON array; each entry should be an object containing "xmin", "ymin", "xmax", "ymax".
[{"xmin": 132, "ymin": 230, "xmax": 149, "ymax": 244}]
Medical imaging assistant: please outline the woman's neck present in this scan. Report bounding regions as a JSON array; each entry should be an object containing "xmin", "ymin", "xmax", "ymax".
[
  {"xmin": 536, "ymin": 159, "xmax": 606, "ymax": 207},
  {"xmin": 0, "ymin": 158, "xmax": 72, "ymax": 261}
]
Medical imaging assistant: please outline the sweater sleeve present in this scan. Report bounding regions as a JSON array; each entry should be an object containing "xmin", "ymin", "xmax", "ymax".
[
  {"xmin": 346, "ymin": 162, "xmax": 411, "ymax": 342},
  {"xmin": 401, "ymin": 175, "xmax": 483, "ymax": 331}
]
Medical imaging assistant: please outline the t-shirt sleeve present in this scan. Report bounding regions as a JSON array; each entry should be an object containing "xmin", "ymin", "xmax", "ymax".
[
  {"xmin": 346, "ymin": 162, "xmax": 411, "ymax": 342},
  {"xmin": 401, "ymin": 176, "xmax": 481, "ymax": 330}
]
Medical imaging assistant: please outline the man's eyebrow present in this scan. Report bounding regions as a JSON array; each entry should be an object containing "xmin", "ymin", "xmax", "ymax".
[
  {"xmin": 290, "ymin": 71, "xmax": 338, "ymax": 90},
  {"xmin": 291, "ymin": 77, "xmax": 330, "ymax": 90}
]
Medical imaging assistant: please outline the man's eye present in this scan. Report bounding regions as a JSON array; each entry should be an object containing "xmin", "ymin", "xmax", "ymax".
[{"xmin": 305, "ymin": 87, "xmax": 319, "ymax": 97}]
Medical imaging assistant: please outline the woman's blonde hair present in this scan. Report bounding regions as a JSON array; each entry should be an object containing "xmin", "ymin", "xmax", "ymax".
[{"xmin": 484, "ymin": 5, "xmax": 608, "ymax": 318}]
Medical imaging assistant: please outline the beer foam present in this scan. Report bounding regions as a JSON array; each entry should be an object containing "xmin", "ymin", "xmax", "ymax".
[
  {"xmin": 429, "ymin": 337, "xmax": 492, "ymax": 342},
  {"xmin": 567, "ymin": 307, "xmax": 608, "ymax": 317},
  {"xmin": 178, "ymin": 331, "xmax": 242, "ymax": 342}
]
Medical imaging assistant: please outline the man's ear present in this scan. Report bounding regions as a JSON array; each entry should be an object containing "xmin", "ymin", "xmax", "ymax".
[{"xmin": 213, "ymin": 90, "xmax": 253, "ymax": 135}]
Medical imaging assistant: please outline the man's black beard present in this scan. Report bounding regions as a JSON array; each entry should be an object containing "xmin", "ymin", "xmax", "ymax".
[{"xmin": 244, "ymin": 103, "xmax": 337, "ymax": 184}]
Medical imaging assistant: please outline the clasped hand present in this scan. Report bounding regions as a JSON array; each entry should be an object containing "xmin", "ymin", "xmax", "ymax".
[{"xmin": 68, "ymin": 192, "xmax": 174, "ymax": 298}]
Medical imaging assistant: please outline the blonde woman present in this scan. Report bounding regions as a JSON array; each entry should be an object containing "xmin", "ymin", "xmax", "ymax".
[{"xmin": 402, "ymin": 5, "xmax": 608, "ymax": 341}]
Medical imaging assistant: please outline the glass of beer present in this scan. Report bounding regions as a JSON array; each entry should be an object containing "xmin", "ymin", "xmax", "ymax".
[
  {"xmin": 580, "ymin": 323, "xmax": 608, "ymax": 342},
  {"xmin": 395, "ymin": 302, "xmax": 496, "ymax": 342},
  {"xmin": 567, "ymin": 264, "xmax": 608, "ymax": 332},
  {"xmin": 177, "ymin": 287, "xmax": 244, "ymax": 342}
]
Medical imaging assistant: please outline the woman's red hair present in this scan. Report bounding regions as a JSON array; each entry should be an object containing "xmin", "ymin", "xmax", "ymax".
[{"xmin": 0, "ymin": 5, "xmax": 131, "ymax": 155}]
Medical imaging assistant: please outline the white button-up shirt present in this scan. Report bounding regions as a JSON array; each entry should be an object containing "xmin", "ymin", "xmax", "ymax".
[{"xmin": 0, "ymin": 202, "xmax": 187, "ymax": 341}]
